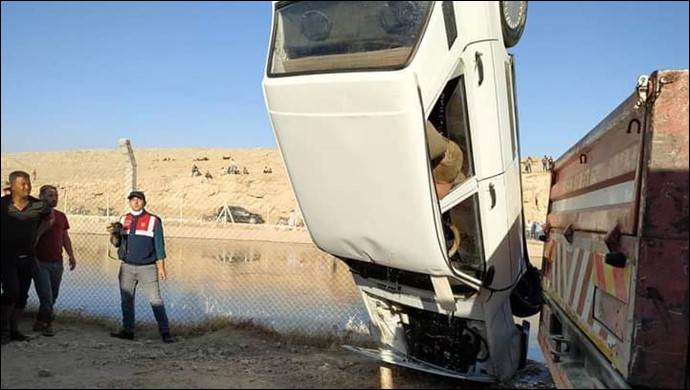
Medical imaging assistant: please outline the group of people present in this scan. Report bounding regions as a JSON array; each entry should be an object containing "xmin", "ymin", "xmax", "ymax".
[
  {"xmin": 1, "ymin": 170, "xmax": 174, "ymax": 344},
  {"xmin": 193, "ymin": 157, "xmax": 274, "ymax": 179},
  {"xmin": 524, "ymin": 155, "xmax": 554, "ymax": 173},
  {"xmin": 191, "ymin": 156, "xmax": 275, "ymax": 180},
  {"xmin": 191, "ymin": 164, "xmax": 215, "ymax": 182},
  {"xmin": 221, "ymin": 164, "xmax": 249, "ymax": 176},
  {"xmin": 193, "ymin": 162, "xmax": 271, "ymax": 179},
  {"xmin": 1, "ymin": 171, "xmax": 74, "ymax": 342},
  {"xmin": 525, "ymin": 220, "xmax": 544, "ymax": 240}
]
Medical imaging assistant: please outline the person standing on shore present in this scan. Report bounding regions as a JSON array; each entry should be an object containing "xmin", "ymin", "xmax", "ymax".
[{"xmin": 107, "ymin": 191, "xmax": 174, "ymax": 343}]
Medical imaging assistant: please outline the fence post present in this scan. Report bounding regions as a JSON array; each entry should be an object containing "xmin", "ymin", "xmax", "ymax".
[
  {"xmin": 294, "ymin": 202, "xmax": 300, "ymax": 231},
  {"xmin": 119, "ymin": 138, "xmax": 137, "ymax": 209}
]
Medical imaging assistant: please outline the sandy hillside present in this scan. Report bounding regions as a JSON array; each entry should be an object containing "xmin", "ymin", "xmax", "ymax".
[
  {"xmin": 1, "ymin": 148, "xmax": 297, "ymax": 223},
  {"xmin": 0, "ymin": 149, "xmax": 551, "ymax": 224},
  {"xmin": 519, "ymin": 157, "xmax": 552, "ymax": 223}
]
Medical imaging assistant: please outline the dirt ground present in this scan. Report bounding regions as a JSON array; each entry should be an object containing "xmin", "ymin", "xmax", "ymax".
[{"xmin": 1, "ymin": 316, "xmax": 554, "ymax": 389}]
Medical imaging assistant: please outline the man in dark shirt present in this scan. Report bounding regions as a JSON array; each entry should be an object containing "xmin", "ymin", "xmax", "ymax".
[{"xmin": 1, "ymin": 170, "xmax": 53, "ymax": 343}]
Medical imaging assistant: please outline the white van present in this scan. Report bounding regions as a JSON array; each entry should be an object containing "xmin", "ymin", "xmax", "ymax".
[{"xmin": 263, "ymin": 1, "xmax": 539, "ymax": 382}]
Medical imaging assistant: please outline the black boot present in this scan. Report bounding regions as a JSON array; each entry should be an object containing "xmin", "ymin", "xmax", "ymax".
[
  {"xmin": 110, "ymin": 330, "xmax": 134, "ymax": 340},
  {"xmin": 9, "ymin": 308, "xmax": 28, "ymax": 341},
  {"xmin": 161, "ymin": 332, "xmax": 175, "ymax": 343}
]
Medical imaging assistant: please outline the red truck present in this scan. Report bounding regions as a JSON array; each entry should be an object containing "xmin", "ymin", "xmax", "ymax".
[{"xmin": 538, "ymin": 69, "xmax": 689, "ymax": 388}]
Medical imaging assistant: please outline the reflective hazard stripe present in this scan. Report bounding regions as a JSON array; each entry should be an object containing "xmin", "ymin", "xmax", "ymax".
[
  {"xmin": 121, "ymin": 213, "xmax": 157, "ymax": 238},
  {"xmin": 135, "ymin": 215, "xmax": 156, "ymax": 237},
  {"xmin": 592, "ymin": 251, "xmax": 630, "ymax": 303}
]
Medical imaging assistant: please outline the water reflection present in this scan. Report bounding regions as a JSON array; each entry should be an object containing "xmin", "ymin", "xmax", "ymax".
[
  {"xmin": 30, "ymin": 233, "xmax": 369, "ymax": 337},
  {"xmin": 31, "ymin": 233, "xmax": 544, "ymax": 361}
]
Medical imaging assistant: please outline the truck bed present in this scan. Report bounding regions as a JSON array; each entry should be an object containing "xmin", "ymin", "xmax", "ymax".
[{"xmin": 538, "ymin": 70, "xmax": 689, "ymax": 389}]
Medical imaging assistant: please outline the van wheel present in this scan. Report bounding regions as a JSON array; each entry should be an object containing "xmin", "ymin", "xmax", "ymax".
[
  {"xmin": 511, "ymin": 262, "xmax": 543, "ymax": 317},
  {"xmin": 500, "ymin": 1, "xmax": 528, "ymax": 48}
]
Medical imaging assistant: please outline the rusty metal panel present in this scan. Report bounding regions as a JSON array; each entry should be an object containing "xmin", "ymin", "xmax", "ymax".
[
  {"xmin": 537, "ymin": 304, "xmax": 576, "ymax": 389},
  {"xmin": 540, "ymin": 70, "xmax": 689, "ymax": 389},
  {"xmin": 547, "ymin": 93, "xmax": 646, "ymax": 235},
  {"xmin": 593, "ymin": 287, "xmax": 627, "ymax": 341},
  {"xmin": 542, "ymin": 232, "xmax": 637, "ymax": 374},
  {"xmin": 547, "ymin": 205, "xmax": 636, "ymax": 237},
  {"xmin": 639, "ymin": 70, "xmax": 689, "ymax": 241},
  {"xmin": 628, "ymin": 70, "xmax": 689, "ymax": 388},
  {"xmin": 629, "ymin": 238, "xmax": 689, "ymax": 388}
]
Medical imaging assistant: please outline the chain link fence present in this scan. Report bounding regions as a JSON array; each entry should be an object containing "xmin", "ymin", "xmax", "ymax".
[{"xmin": 1, "ymin": 141, "xmax": 371, "ymax": 340}]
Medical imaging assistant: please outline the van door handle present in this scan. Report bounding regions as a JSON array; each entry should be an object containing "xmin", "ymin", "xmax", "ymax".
[
  {"xmin": 489, "ymin": 183, "xmax": 496, "ymax": 209},
  {"xmin": 475, "ymin": 51, "xmax": 484, "ymax": 86}
]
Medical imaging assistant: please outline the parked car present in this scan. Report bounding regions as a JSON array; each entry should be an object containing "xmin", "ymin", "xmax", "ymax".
[{"xmin": 217, "ymin": 206, "xmax": 264, "ymax": 224}]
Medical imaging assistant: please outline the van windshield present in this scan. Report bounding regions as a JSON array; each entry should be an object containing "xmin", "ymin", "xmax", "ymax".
[{"xmin": 269, "ymin": 1, "xmax": 432, "ymax": 76}]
